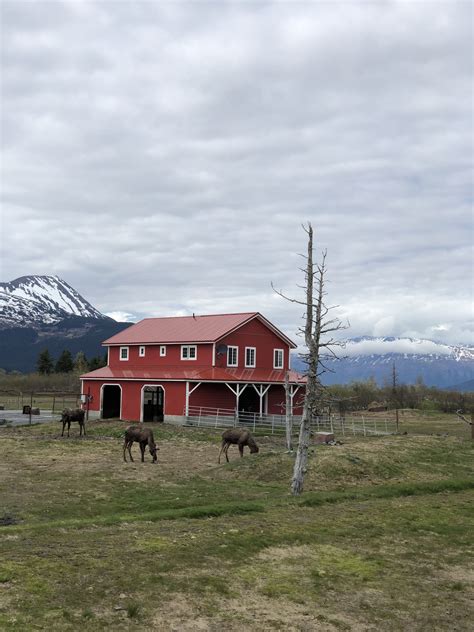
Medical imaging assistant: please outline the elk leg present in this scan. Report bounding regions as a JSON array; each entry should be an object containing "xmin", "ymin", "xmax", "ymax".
[
  {"xmin": 140, "ymin": 442, "xmax": 146, "ymax": 462},
  {"xmin": 128, "ymin": 442, "xmax": 134, "ymax": 462},
  {"xmin": 224, "ymin": 442, "xmax": 231, "ymax": 463},
  {"xmin": 239, "ymin": 443, "xmax": 244, "ymax": 458},
  {"xmin": 123, "ymin": 439, "xmax": 128, "ymax": 462},
  {"xmin": 218, "ymin": 443, "xmax": 225, "ymax": 464},
  {"xmin": 67, "ymin": 421, "xmax": 71, "ymax": 437},
  {"xmin": 61, "ymin": 422, "xmax": 65, "ymax": 437}
]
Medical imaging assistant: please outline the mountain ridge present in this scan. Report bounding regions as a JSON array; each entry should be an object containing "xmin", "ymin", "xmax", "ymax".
[
  {"xmin": 291, "ymin": 336, "xmax": 474, "ymax": 389},
  {"xmin": 0, "ymin": 275, "xmax": 107, "ymax": 329}
]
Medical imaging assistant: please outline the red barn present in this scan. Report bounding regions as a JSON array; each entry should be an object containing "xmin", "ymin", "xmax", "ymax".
[{"xmin": 80, "ymin": 312, "xmax": 305, "ymax": 423}]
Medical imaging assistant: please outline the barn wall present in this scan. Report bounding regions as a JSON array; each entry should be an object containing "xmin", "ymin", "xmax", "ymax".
[
  {"xmin": 108, "ymin": 343, "xmax": 213, "ymax": 369},
  {"xmin": 81, "ymin": 379, "xmax": 187, "ymax": 421},
  {"xmin": 218, "ymin": 318, "xmax": 291, "ymax": 371},
  {"xmin": 189, "ymin": 383, "xmax": 236, "ymax": 411}
]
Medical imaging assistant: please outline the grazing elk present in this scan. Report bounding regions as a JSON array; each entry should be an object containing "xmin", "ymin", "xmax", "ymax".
[
  {"xmin": 123, "ymin": 426, "xmax": 158, "ymax": 463},
  {"xmin": 218, "ymin": 427, "xmax": 259, "ymax": 464},
  {"xmin": 61, "ymin": 408, "xmax": 86, "ymax": 437}
]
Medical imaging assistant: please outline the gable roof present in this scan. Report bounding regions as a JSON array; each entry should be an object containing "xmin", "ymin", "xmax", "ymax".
[{"xmin": 102, "ymin": 312, "xmax": 296, "ymax": 348}]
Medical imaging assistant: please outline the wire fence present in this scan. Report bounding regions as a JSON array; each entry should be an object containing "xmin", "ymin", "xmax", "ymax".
[
  {"xmin": 185, "ymin": 406, "xmax": 397, "ymax": 436},
  {"xmin": 0, "ymin": 391, "xmax": 82, "ymax": 426}
]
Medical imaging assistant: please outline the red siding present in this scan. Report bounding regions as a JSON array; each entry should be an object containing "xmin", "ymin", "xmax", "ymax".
[
  {"xmin": 189, "ymin": 383, "xmax": 236, "ymax": 411},
  {"xmin": 108, "ymin": 343, "xmax": 214, "ymax": 369},
  {"xmin": 218, "ymin": 318, "xmax": 290, "ymax": 371},
  {"xmin": 82, "ymin": 379, "xmax": 186, "ymax": 421}
]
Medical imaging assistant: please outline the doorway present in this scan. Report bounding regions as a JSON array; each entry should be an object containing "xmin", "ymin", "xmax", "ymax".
[
  {"xmin": 238, "ymin": 386, "xmax": 261, "ymax": 415},
  {"xmin": 142, "ymin": 386, "xmax": 164, "ymax": 422},
  {"xmin": 102, "ymin": 385, "xmax": 121, "ymax": 419}
]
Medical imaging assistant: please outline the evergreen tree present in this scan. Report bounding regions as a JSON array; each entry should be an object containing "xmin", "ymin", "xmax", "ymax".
[
  {"xmin": 88, "ymin": 354, "xmax": 107, "ymax": 371},
  {"xmin": 37, "ymin": 349, "xmax": 54, "ymax": 375},
  {"xmin": 73, "ymin": 351, "xmax": 89, "ymax": 374},
  {"xmin": 55, "ymin": 349, "xmax": 74, "ymax": 373}
]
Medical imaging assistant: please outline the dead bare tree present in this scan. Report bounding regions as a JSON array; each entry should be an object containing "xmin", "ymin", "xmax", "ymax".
[
  {"xmin": 273, "ymin": 223, "xmax": 346, "ymax": 495},
  {"xmin": 284, "ymin": 371, "xmax": 293, "ymax": 451}
]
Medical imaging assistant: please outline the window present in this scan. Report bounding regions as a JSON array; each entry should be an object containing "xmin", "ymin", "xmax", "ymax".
[
  {"xmin": 273, "ymin": 348, "xmax": 284, "ymax": 369},
  {"xmin": 181, "ymin": 345, "xmax": 197, "ymax": 360},
  {"xmin": 227, "ymin": 346, "xmax": 238, "ymax": 367},
  {"xmin": 120, "ymin": 346, "xmax": 129, "ymax": 361},
  {"xmin": 139, "ymin": 346, "xmax": 146, "ymax": 357},
  {"xmin": 245, "ymin": 347, "xmax": 256, "ymax": 368},
  {"xmin": 160, "ymin": 345, "xmax": 166, "ymax": 357}
]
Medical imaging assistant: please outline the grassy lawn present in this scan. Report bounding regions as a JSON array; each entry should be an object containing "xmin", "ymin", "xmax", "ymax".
[{"xmin": 0, "ymin": 415, "xmax": 473, "ymax": 631}]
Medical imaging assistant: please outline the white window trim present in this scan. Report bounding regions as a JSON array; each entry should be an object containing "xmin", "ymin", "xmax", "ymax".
[
  {"xmin": 139, "ymin": 346, "xmax": 146, "ymax": 357},
  {"xmin": 273, "ymin": 348, "xmax": 284, "ymax": 369},
  {"xmin": 227, "ymin": 345, "xmax": 238, "ymax": 367},
  {"xmin": 160, "ymin": 345, "xmax": 166, "ymax": 357},
  {"xmin": 181, "ymin": 345, "xmax": 197, "ymax": 360},
  {"xmin": 245, "ymin": 346, "xmax": 256, "ymax": 368},
  {"xmin": 120, "ymin": 346, "xmax": 129, "ymax": 361}
]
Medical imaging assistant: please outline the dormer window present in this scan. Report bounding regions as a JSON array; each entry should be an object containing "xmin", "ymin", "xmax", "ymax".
[
  {"xmin": 273, "ymin": 348, "xmax": 284, "ymax": 369},
  {"xmin": 120, "ymin": 346, "xmax": 129, "ymax": 361},
  {"xmin": 245, "ymin": 347, "xmax": 256, "ymax": 368},
  {"xmin": 181, "ymin": 345, "xmax": 197, "ymax": 360},
  {"xmin": 227, "ymin": 346, "xmax": 238, "ymax": 367},
  {"xmin": 139, "ymin": 346, "xmax": 146, "ymax": 357}
]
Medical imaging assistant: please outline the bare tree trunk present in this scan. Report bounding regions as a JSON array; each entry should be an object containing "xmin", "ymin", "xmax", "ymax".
[
  {"xmin": 273, "ymin": 222, "xmax": 345, "ymax": 496},
  {"xmin": 291, "ymin": 224, "xmax": 320, "ymax": 496},
  {"xmin": 284, "ymin": 371, "xmax": 293, "ymax": 451}
]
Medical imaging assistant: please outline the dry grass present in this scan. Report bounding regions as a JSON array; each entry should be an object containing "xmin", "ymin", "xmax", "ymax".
[{"xmin": 0, "ymin": 417, "xmax": 473, "ymax": 631}]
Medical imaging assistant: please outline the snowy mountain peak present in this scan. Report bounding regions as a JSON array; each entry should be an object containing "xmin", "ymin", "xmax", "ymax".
[
  {"xmin": 0, "ymin": 275, "xmax": 108, "ymax": 328},
  {"xmin": 342, "ymin": 336, "xmax": 474, "ymax": 362}
]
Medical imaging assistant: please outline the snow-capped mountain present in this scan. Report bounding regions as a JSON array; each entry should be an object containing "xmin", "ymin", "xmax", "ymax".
[
  {"xmin": 291, "ymin": 336, "xmax": 474, "ymax": 389},
  {"xmin": 0, "ymin": 275, "xmax": 131, "ymax": 372},
  {"xmin": 0, "ymin": 275, "xmax": 106, "ymax": 328}
]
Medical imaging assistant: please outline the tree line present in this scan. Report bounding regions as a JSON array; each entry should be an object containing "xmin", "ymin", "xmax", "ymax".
[
  {"xmin": 37, "ymin": 349, "xmax": 107, "ymax": 375},
  {"xmin": 325, "ymin": 377, "xmax": 473, "ymax": 415}
]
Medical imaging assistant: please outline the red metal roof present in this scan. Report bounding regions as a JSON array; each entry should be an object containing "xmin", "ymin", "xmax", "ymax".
[
  {"xmin": 103, "ymin": 312, "xmax": 296, "ymax": 348},
  {"xmin": 81, "ymin": 366, "xmax": 306, "ymax": 385}
]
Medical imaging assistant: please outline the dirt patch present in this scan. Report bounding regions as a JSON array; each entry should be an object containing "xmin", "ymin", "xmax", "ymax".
[{"xmin": 152, "ymin": 590, "xmax": 362, "ymax": 632}]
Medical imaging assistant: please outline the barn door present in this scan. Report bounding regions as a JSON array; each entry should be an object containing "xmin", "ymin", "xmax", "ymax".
[
  {"xmin": 143, "ymin": 386, "xmax": 164, "ymax": 422},
  {"xmin": 102, "ymin": 385, "xmax": 121, "ymax": 419}
]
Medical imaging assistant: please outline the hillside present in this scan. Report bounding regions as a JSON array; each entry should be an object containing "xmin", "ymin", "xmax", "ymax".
[
  {"xmin": 0, "ymin": 275, "xmax": 130, "ymax": 372},
  {"xmin": 291, "ymin": 336, "xmax": 474, "ymax": 389}
]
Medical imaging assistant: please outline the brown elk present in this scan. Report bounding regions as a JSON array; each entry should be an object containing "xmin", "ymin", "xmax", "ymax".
[
  {"xmin": 218, "ymin": 427, "xmax": 259, "ymax": 464},
  {"xmin": 123, "ymin": 426, "xmax": 158, "ymax": 463},
  {"xmin": 61, "ymin": 408, "xmax": 86, "ymax": 437}
]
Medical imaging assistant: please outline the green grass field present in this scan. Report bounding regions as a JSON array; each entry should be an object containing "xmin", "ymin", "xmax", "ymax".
[{"xmin": 0, "ymin": 414, "xmax": 473, "ymax": 631}]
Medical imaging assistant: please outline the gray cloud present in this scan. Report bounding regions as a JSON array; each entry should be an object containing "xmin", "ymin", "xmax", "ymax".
[{"xmin": 1, "ymin": 0, "xmax": 472, "ymax": 345}]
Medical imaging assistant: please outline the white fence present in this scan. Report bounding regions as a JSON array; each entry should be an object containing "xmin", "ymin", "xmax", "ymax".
[{"xmin": 185, "ymin": 406, "xmax": 397, "ymax": 437}]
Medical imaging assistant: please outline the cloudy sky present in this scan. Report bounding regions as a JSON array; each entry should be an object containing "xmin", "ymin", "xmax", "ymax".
[{"xmin": 1, "ymin": 0, "xmax": 472, "ymax": 346}]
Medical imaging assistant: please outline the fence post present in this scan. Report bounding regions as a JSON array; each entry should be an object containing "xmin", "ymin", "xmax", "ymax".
[
  {"xmin": 385, "ymin": 419, "xmax": 388, "ymax": 433},
  {"xmin": 362, "ymin": 416, "xmax": 366, "ymax": 436},
  {"xmin": 330, "ymin": 416, "xmax": 334, "ymax": 434},
  {"xmin": 352, "ymin": 418, "xmax": 356, "ymax": 436},
  {"xmin": 374, "ymin": 419, "xmax": 377, "ymax": 434}
]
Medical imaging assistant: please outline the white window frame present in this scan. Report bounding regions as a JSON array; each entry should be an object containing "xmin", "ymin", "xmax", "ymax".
[
  {"xmin": 245, "ymin": 346, "xmax": 256, "ymax": 368},
  {"xmin": 181, "ymin": 345, "xmax": 197, "ymax": 360},
  {"xmin": 273, "ymin": 348, "xmax": 284, "ymax": 369},
  {"xmin": 160, "ymin": 345, "xmax": 166, "ymax": 357},
  {"xmin": 227, "ymin": 345, "xmax": 238, "ymax": 367},
  {"xmin": 139, "ymin": 346, "xmax": 146, "ymax": 357},
  {"xmin": 119, "ymin": 346, "xmax": 129, "ymax": 361}
]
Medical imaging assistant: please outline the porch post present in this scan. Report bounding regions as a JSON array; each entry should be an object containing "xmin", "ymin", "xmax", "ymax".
[{"xmin": 185, "ymin": 381, "xmax": 189, "ymax": 417}]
